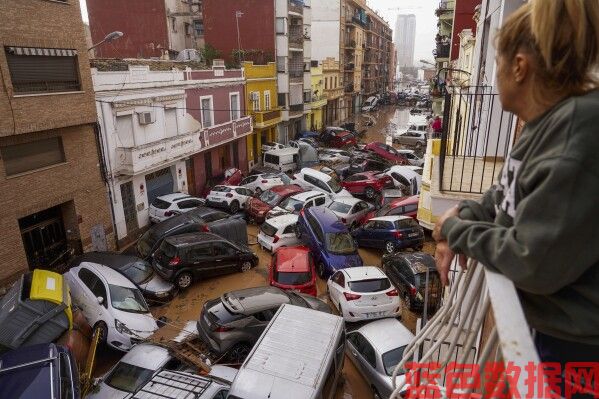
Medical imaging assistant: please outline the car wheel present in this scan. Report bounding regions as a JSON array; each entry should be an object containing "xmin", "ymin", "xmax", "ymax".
[
  {"xmin": 230, "ymin": 200, "xmax": 240, "ymax": 214},
  {"xmin": 94, "ymin": 321, "xmax": 108, "ymax": 345},
  {"xmin": 373, "ymin": 388, "xmax": 383, "ymax": 399},
  {"xmin": 255, "ymin": 187, "xmax": 262, "ymax": 196},
  {"xmin": 403, "ymin": 291, "xmax": 413, "ymax": 311},
  {"xmin": 385, "ymin": 241, "xmax": 396, "ymax": 254},
  {"xmin": 294, "ymin": 223, "xmax": 302, "ymax": 239},
  {"xmin": 228, "ymin": 343, "xmax": 251, "ymax": 364},
  {"xmin": 176, "ymin": 272, "xmax": 193, "ymax": 290},
  {"xmin": 317, "ymin": 262, "xmax": 326, "ymax": 278},
  {"xmin": 240, "ymin": 260, "xmax": 252, "ymax": 272},
  {"xmin": 365, "ymin": 186, "xmax": 376, "ymax": 199}
]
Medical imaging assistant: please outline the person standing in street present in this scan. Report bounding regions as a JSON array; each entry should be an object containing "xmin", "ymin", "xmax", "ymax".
[{"xmin": 432, "ymin": 1, "xmax": 599, "ymax": 397}]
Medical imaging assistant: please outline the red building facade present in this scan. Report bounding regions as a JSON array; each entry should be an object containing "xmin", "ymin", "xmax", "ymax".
[
  {"xmin": 202, "ymin": 0, "xmax": 276, "ymax": 64},
  {"xmin": 450, "ymin": 0, "xmax": 481, "ymax": 60},
  {"xmin": 87, "ymin": 0, "xmax": 169, "ymax": 58},
  {"xmin": 185, "ymin": 68, "xmax": 251, "ymax": 195}
]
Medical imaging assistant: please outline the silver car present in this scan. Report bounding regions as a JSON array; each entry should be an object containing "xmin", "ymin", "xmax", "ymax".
[
  {"xmin": 327, "ymin": 197, "xmax": 372, "ymax": 229},
  {"xmin": 346, "ymin": 318, "xmax": 415, "ymax": 399},
  {"xmin": 394, "ymin": 131, "xmax": 427, "ymax": 149}
]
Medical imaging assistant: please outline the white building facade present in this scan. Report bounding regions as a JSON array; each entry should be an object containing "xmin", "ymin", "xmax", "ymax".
[{"xmin": 395, "ymin": 14, "xmax": 416, "ymax": 68}]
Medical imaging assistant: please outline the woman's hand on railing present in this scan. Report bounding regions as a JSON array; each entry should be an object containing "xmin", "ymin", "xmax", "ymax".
[{"xmin": 433, "ymin": 205, "xmax": 467, "ymax": 285}]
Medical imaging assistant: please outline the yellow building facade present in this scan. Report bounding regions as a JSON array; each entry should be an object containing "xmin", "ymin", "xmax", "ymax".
[
  {"xmin": 322, "ymin": 57, "xmax": 344, "ymax": 125},
  {"xmin": 307, "ymin": 63, "xmax": 327, "ymax": 131},
  {"xmin": 243, "ymin": 61, "xmax": 282, "ymax": 167}
]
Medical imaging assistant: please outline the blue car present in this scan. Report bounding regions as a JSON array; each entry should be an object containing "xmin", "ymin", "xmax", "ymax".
[
  {"xmin": 0, "ymin": 343, "xmax": 80, "ymax": 399},
  {"xmin": 352, "ymin": 215, "xmax": 424, "ymax": 254},
  {"xmin": 295, "ymin": 206, "xmax": 363, "ymax": 278}
]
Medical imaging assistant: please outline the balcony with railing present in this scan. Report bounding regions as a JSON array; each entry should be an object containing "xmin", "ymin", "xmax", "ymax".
[
  {"xmin": 435, "ymin": 42, "xmax": 451, "ymax": 59},
  {"xmin": 289, "ymin": 25, "xmax": 304, "ymax": 47},
  {"xmin": 310, "ymin": 94, "xmax": 327, "ymax": 109},
  {"xmin": 389, "ymin": 259, "xmax": 540, "ymax": 398},
  {"xmin": 436, "ymin": 0, "xmax": 456, "ymax": 16},
  {"xmin": 252, "ymin": 108, "xmax": 282, "ymax": 129},
  {"xmin": 288, "ymin": 0, "xmax": 303, "ymax": 15},
  {"xmin": 289, "ymin": 103, "xmax": 304, "ymax": 116}
]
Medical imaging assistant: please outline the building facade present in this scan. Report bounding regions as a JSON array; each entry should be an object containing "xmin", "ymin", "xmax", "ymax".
[
  {"xmin": 322, "ymin": 57, "xmax": 344, "ymax": 125},
  {"xmin": 87, "ymin": 0, "xmax": 204, "ymax": 59},
  {"xmin": 93, "ymin": 60, "xmax": 250, "ymax": 245},
  {"xmin": 342, "ymin": 0, "xmax": 368, "ymax": 115},
  {"xmin": 364, "ymin": 11, "xmax": 394, "ymax": 97},
  {"xmin": 0, "ymin": 0, "xmax": 113, "ymax": 284},
  {"xmin": 395, "ymin": 14, "xmax": 416, "ymax": 69},
  {"xmin": 307, "ymin": 62, "xmax": 327, "ymax": 131},
  {"xmin": 243, "ymin": 61, "xmax": 282, "ymax": 168}
]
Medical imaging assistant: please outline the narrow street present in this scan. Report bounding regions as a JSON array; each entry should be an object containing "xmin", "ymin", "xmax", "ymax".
[{"xmin": 93, "ymin": 106, "xmax": 436, "ymax": 399}]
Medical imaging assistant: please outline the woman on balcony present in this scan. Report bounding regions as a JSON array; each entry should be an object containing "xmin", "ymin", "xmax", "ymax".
[{"xmin": 433, "ymin": 0, "xmax": 599, "ymax": 397}]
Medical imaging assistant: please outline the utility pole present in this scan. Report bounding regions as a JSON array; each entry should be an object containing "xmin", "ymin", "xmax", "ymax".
[{"xmin": 235, "ymin": 11, "xmax": 244, "ymax": 63}]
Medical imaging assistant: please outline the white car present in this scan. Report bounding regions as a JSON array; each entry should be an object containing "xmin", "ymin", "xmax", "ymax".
[
  {"xmin": 88, "ymin": 343, "xmax": 236, "ymax": 399},
  {"xmin": 384, "ymin": 165, "xmax": 422, "ymax": 195},
  {"xmin": 257, "ymin": 214, "xmax": 301, "ymax": 252},
  {"xmin": 205, "ymin": 185, "xmax": 254, "ymax": 213},
  {"xmin": 397, "ymin": 149, "xmax": 425, "ymax": 167},
  {"xmin": 267, "ymin": 190, "xmax": 330, "ymax": 219},
  {"xmin": 240, "ymin": 173, "xmax": 291, "ymax": 195},
  {"xmin": 327, "ymin": 266, "xmax": 400, "ymax": 323},
  {"xmin": 327, "ymin": 197, "xmax": 372, "ymax": 229},
  {"xmin": 64, "ymin": 262, "xmax": 158, "ymax": 351},
  {"xmin": 293, "ymin": 167, "xmax": 352, "ymax": 198},
  {"xmin": 261, "ymin": 141, "xmax": 286, "ymax": 152},
  {"xmin": 148, "ymin": 193, "xmax": 205, "ymax": 223},
  {"xmin": 318, "ymin": 149, "xmax": 352, "ymax": 164}
]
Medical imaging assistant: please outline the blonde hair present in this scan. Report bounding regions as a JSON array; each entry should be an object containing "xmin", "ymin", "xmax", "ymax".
[{"xmin": 497, "ymin": 0, "xmax": 599, "ymax": 98}]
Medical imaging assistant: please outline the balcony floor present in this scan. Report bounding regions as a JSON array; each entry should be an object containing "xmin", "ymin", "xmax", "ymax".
[{"xmin": 440, "ymin": 156, "xmax": 503, "ymax": 195}]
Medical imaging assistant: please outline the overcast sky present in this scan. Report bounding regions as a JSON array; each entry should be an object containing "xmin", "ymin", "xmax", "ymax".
[{"xmin": 79, "ymin": 0, "xmax": 436, "ymax": 65}]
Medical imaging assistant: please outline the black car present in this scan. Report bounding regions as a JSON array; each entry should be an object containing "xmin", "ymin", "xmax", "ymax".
[
  {"xmin": 68, "ymin": 251, "xmax": 176, "ymax": 303},
  {"xmin": 135, "ymin": 206, "xmax": 247, "ymax": 260},
  {"xmin": 381, "ymin": 252, "xmax": 443, "ymax": 314},
  {"xmin": 152, "ymin": 232, "xmax": 259, "ymax": 289},
  {"xmin": 196, "ymin": 286, "xmax": 331, "ymax": 362},
  {"xmin": 335, "ymin": 158, "xmax": 390, "ymax": 180}
]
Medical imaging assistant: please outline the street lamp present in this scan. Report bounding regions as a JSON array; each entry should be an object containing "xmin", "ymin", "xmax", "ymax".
[{"xmin": 88, "ymin": 31, "xmax": 124, "ymax": 52}]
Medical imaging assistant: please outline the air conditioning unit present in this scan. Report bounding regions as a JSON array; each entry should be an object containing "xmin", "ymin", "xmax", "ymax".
[{"xmin": 137, "ymin": 111, "xmax": 156, "ymax": 125}]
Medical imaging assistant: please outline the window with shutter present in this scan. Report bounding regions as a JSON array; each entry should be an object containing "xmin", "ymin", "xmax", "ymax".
[
  {"xmin": 1, "ymin": 136, "xmax": 66, "ymax": 176},
  {"xmin": 5, "ymin": 47, "xmax": 80, "ymax": 94}
]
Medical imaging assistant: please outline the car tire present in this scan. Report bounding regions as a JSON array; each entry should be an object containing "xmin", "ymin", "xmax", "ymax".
[
  {"xmin": 240, "ymin": 260, "xmax": 252, "ymax": 272},
  {"xmin": 94, "ymin": 321, "xmax": 108, "ymax": 345},
  {"xmin": 364, "ymin": 186, "xmax": 377, "ymax": 199},
  {"xmin": 255, "ymin": 187, "xmax": 262, "ymax": 196},
  {"xmin": 385, "ymin": 241, "xmax": 396, "ymax": 254},
  {"xmin": 294, "ymin": 223, "xmax": 302, "ymax": 239},
  {"xmin": 373, "ymin": 388, "xmax": 383, "ymax": 399},
  {"xmin": 228, "ymin": 343, "xmax": 251, "ymax": 364},
  {"xmin": 176, "ymin": 272, "xmax": 193, "ymax": 290},
  {"xmin": 317, "ymin": 262, "xmax": 326, "ymax": 279},
  {"xmin": 230, "ymin": 200, "xmax": 240, "ymax": 214}
]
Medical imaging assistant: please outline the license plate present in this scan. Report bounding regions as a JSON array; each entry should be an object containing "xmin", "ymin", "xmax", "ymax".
[
  {"xmin": 408, "ymin": 233, "xmax": 419, "ymax": 237},
  {"xmin": 366, "ymin": 311, "xmax": 384, "ymax": 318},
  {"xmin": 209, "ymin": 196, "xmax": 220, "ymax": 202}
]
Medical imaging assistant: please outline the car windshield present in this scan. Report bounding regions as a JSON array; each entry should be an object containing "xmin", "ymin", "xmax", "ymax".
[
  {"xmin": 329, "ymin": 201, "xmax": 352, "ymax": 214},
  {"xmin": 260, "ymin": 222, "xmax": 278, "ymax": 237},
  {"xmin": 279, "ymin": 196, "xmax": 304, "ymax": 212},
  {"xmin": 325, "ymin": 232, "xmax": 356, "ymax": 254},
  {"xmin": 383, "ymin": 346, "xmax": 408, "ymax": 376},
  {"xmin": 136, "ymin": 229, "xmax": 158, "ymax": 258},
  {"xmin": 123, "ymin": 261, "xmax": 153, "ymax": 285},
  {"xmin": 328, "ymin": 176, "xmax": 343, "ymax": 193},
  {"xmin": 274, "ymin": 271, "xmax": 311, "ymax": 285},
  {"xmin": 105, "ymin": 362, "xmax": 154, "ymax": 393},
  {"xmin": 109, "ymin": 284, "xmax": 149, "ymax": 313},
  {"xmin": 151, "ymin": 198, "xmax": 171, "ymax": 209},
  {"xmin": 259, "ymin": 190, "xmax": 282, "ymax": 206},
  {"xmin": 348, "ymin": 278, "xmax": 391, "ymax": 293}
]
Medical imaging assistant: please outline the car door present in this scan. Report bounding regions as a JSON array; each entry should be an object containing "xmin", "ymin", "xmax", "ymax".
[
  {"xmin": 347, "ymin": 332, "xmax": 379, "ymax": 383},
  {"xmin": 342, "ymin": 174, "xmax": 363, "ymax": 193},
  {"xmin": 350, "ymin": 201, "xmax": 369, "ymax": 225},
  {"xmin": 328, "ymin": 271, "xmax": 345, "ymax": 307},
  {"xmin": 234, "ymin": 187, "xmax": 252, "ymax": 207},
  {"xmin": 372, "ymin": 220, "xmax": 393, "ymax": 247},
  {"xmin": 75, "ymin": 267, "xmax": 108, "ymax": 325},
  {"xmin": 186, "ymin": 243, "xmax": 215, "ymax": 278},
  {"xmin": 212, "ymin": 242, "xmax": 240, "ymax": 275},
  {"xmin": 356, "ymin": 220, "xmax": 376, "ymax": 247}
]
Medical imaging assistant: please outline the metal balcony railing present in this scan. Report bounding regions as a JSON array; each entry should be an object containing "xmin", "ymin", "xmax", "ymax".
[
  {"xmin": 439, "ymin": 86, "xmax": 515, "ymax": 194},
  {"xmin": 389, "ymin": 259, "xmax": 540, "ymax": 399},
  {"xmin": 289, "ymin": 25, "xmax": 304, "ymax": 46},
  {"xmin": 435, "ymin": 43, "xmax": 451, "ymax": 59}
]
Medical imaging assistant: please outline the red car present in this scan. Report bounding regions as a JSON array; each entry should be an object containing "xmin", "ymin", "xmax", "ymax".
[
  {"xmin": 359, "ymin": 194, "xmax": 420, "ymax": 223},
  {"xmin": 322, "ymin": 127, "xmax": 357, "ymax": 148},
  {"xmin": 364, "ymin": 142, "xmax": 408, "ymax": 165},
  {"xmin": 341, "ymin": 171, "xmax": 394, "ymax": 199},
  {"xmin": 269, "ymin": 246, "xmax": 317, "ymax": 296},
  {"xmin": 246, "ymin": 184, "xmax": 303, "ymax": 223}
]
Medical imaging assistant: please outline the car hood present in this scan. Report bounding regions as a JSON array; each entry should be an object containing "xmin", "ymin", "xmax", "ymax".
[
  {"xmin": 326, "ymin": 252, "xmax": 363, "ymax": 270},
  {"xmin": 248, "ymin": 199, "xmax": 271, "ymax": 213},
  {"xmin": 268, "ymin": 206, "xmax": 291, "ymax": 217},
  {"xmin": 139, "ymin": 273, "xmax": 175, "ymax": 295},
  {"xmin": 111, "ymin": 309, "xmax": 158, "ymax": 337}
]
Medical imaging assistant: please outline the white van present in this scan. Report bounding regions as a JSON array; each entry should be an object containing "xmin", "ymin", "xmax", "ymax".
[
  {"xmin": 263, "ymin": 148, "xmax": 300, "ymax": 173},
  {"xmin": 362, "ymin": 96, "xmax": 379, "ymax": 112},
  {"xmin": 293, "ymin": 168, "xmax": 352, "ymax": 198},
  {"xmin": 227, "ymin": 304, "xmax": 345, "ymax": 399}
]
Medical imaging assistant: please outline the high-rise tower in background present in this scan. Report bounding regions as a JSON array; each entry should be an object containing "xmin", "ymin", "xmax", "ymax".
[{"xmin": 395, "ymin": 14, "xmax": 416, "ymax": 68}]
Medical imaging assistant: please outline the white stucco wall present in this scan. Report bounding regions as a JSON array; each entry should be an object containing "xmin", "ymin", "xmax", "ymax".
[{"xmin": 311, "ymin": 0, "xmax": 341, "ymax": 62}]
